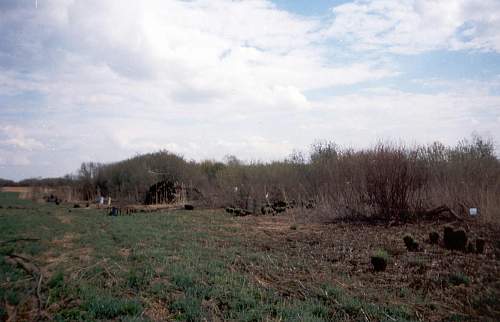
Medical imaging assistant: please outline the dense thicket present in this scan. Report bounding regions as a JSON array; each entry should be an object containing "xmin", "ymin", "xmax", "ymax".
[
  {"xmin": 17, "ymin": 176, "xmax": 75, "ymax": 187},
  {"xmin": 0, "ymin": 178, "xmax": 16, "ymax": 187},
  {"xmin": 11, "ymin": 136, "xmax": 500, "ymax": 222},
  {"xmin": 60, "ymin": 136, "xmax": 499, "ymax": 222}
]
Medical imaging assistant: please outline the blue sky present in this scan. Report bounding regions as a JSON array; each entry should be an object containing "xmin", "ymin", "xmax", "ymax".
[
  {"xmin": 0, "ymin": 0, "xmax": 499, "ymax": 180},
  {"xmin": 272, "ymin": 0, "xmax": 351, "ymax": 16}
]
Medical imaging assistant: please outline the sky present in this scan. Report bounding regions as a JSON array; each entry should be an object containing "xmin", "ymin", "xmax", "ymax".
[{"xmin": 0, "ymin": 0, "xmax": 499, "ymax": 180}]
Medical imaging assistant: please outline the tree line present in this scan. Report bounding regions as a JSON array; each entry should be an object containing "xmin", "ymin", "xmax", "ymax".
[{"xmin": 8, "ymin": 136, "xmax": 500, "ymax": 223}]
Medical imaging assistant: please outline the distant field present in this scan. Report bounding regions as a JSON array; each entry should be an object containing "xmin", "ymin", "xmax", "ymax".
[
  {"xmin": 0, "ymin": 190, "xmax": 34, "ymax": 206},
  {"xmin": 0, "ymin": 192, "xmax": 499, "ymax": 321},
  {"xmin": 0, "ymin": 187, "xmax": 31, "ymax": 193},
  {"xmin": 0, "ymin": 187, "xmax": 38, "ymax": 203}
]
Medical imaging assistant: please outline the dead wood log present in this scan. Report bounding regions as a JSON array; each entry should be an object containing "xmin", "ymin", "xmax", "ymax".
[{"xmin": 424, "ymin": 205, "xmax": 462, "ymax": 221}]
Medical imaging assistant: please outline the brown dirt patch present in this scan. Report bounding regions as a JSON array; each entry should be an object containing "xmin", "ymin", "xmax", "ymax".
[
  {"xmin": 56, "ymin": 214, "xmax": 72, "ymax": 224},
  {"xmin": 51, "ymin": 233, "xmax": 78, "ymax": 249},
  {"xmin": 76, "ymin": 247, "xmax": 93, "ymax": 263},
  {"xmin": 144, "ymin": 300, "xmax": 173, "ymax": 321},
  {"xmin": 40, "ymin": 251, "xmax": 69, "ymax": 277},
  {"xmin": 118, "ymin": 248, "xmax": 131, "ymax": 257},
  {"xmin": 229, "ymin": 214, "xmax": 500, "ymax": 321}
]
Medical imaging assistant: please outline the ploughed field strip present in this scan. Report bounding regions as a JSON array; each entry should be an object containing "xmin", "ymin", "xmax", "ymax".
[{"xmin": 0, "ymin": 193, "xmax": 499, "ymax": 321}]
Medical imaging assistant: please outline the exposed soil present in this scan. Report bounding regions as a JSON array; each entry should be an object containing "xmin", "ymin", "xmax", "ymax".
[
  {"xmin": 51, "ymin": 233, "xmax": 78, "ymax": 249},
  {"xmin": 56, "ymin": 213, "xmax": 72, "ymax": 224},
  {"xmin": 2, "ymin": 201, "xmax": 498, "ymax": 321},
  {"xmin": 230, "ymin": 215, "xmax": 500, "ymax": 321},
  {"xmin": 143, "ymin": 300, "xmax": 173, "ymax": 322}
]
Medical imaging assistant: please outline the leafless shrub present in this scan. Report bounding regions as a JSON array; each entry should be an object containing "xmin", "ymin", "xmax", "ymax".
[
  {"xmin": 51, "ymin": 135, "xmax": 499, "ymax": 224},
  {"xmin": 364, "ymin": 144, "xmax": 428, "ymax": 221}
]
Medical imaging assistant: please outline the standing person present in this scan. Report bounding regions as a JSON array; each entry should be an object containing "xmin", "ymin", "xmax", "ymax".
[
  {"xmin": 99, "ymin": 195, "xmax": 104, "ymax": 209},
  {"xmin": 108, "ymin": 196, "xmax": 112, "ymax": 207}
]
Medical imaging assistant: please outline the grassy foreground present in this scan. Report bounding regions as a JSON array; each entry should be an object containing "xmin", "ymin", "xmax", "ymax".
[{"xmin": 0, "ymin": 192, "xmax": 498, "ymax": 321}]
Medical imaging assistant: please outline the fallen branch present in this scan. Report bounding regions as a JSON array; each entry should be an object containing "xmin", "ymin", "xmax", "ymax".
[
  {"xmin": 0, "ymin": 276, "xmax": 34, "ymax": 287},
  {"xmin": 424, "ymin": 205, "xmax": 462, "ymax": 221},
  {"xmin": 4, "ymin": 253, "xmax": 43, "ymax": 321},
  {"xmin": 0, "ymin": 238, "xmax": 40, "ymax": 246},
  {"xmin": 5, "ymin": 253, "xmax": 39, "ymax": 274},
  {"xmin": 360, "ymin": 307, "xmax": 370, "ymax": 322},
  {"xmin": 383, "ymin": 312, "xmax": 396, "ymax": 321},
  {"xmin": 36, "ymin": 272, "xmax": 43, "ymax": 320}
]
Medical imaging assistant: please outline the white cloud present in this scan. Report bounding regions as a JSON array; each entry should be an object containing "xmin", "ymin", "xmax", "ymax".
[
  {"xmin": 0, "ymin": 154, "xmax": 31, "ymax": 168},
  {"xmin": 311, "ymin": 85, "xmax": 500, "ymax": 147},
  {"xmin": 0, "ymin": 152, "xmax": 31, "ymax": 167},
  {"xmin": 0, "ymin": 126, "xmax": 44, "ymax": 151},
  {"xmin": 326, "ymin": 0, "xmax": 500, "ymax": 54},
  {"xmin": 0, "ymin": 0, "xmax": 396, "ymax": 118},
  {"xmin": 0, "ymin": 0, "xmax": 498, "ymax": 180}
]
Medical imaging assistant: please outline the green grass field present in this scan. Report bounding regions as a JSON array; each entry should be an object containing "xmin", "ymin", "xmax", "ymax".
[
  {"xmin": 0, "ymin": 192, "xmax": 34, "ymax": 207},
  {"xmin": 1, "ymin": 192, "xmax": 498, "ymax": 321}
]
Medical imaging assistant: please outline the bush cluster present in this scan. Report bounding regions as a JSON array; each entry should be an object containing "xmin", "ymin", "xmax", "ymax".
[{"xmin": 16, "ymin": 136, "xmax": 500, "ymax": 223}]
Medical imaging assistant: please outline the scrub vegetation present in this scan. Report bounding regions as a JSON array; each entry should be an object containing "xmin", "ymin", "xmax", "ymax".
[
  {"xmin": 6, "ymin": 136, "xmax": 499, "ymax": 224},
  {"xmin": 1, "ymin": 136, "xmax": 499, "ymax": 321},
  {"xmin": 1, "ymin": 192, "xmax": 499, "ymax": 321}
]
